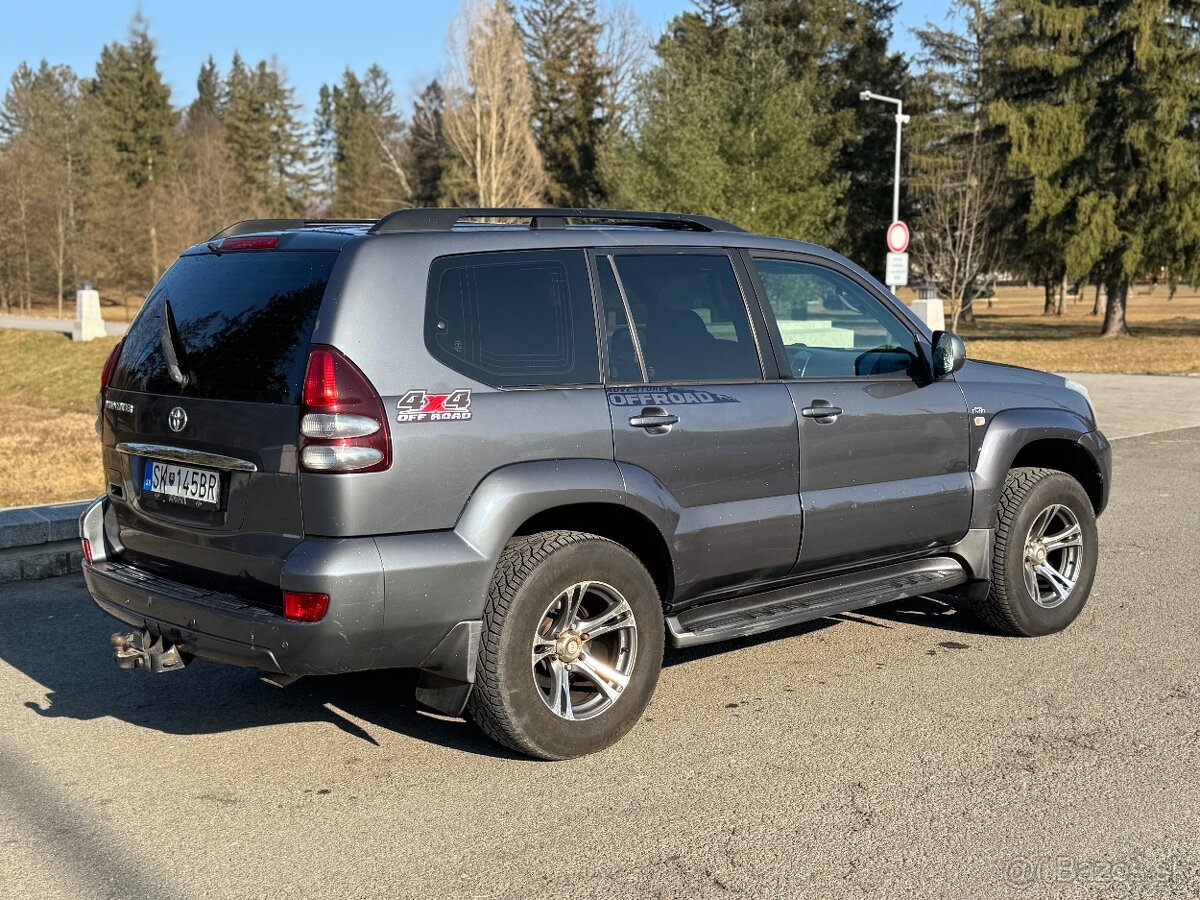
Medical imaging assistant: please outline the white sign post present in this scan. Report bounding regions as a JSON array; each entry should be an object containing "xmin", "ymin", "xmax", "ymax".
[{"xmin": 885, "ymin": 252, "xmax": 909, "ymax": 288}]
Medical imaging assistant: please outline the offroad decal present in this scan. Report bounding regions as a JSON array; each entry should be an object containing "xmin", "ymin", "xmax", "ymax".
[
  {"xmin": 606, "ymin": 388, "xmax": 740, "ymax": 407},
  {"xmin": 396, "ymin": 388, "xmax": 473, "ymax": 423}
]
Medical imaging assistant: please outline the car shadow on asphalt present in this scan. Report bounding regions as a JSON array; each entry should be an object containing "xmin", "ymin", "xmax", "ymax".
[
  {"xmin": 663, "ymin": 593, "xmax": 997, "ymax": 666},
  {"xmin": 4, "ymin": 579, "xmax": 994, "ymax": 757},
  {"xmin": 2, "ymin": 579, "xmax": 525, "ymax": 759}
]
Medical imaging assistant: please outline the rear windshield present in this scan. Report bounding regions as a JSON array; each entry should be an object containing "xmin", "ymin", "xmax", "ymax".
[{"xmin": 110, "ymin": 251, "xmax": 337, "ymax": 404}]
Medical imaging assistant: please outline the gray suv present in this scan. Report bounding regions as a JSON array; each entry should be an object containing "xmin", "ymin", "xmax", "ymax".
[{"xmin": 81, "ymin": 208, "xmax": 1111, "ymax": 759}]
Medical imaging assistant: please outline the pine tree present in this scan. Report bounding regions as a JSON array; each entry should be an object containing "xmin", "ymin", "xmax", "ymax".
[
  {"xmin": 830, "ymin": 1, "xmax": 909, "ymax": 274},
  {"xmin": 316, "ymin": 66, "xmax": 408, "ymax": 216},
  {"xmin": 404, "ymin": 80, "xmax": 447, "ymax": 207},
  {"xmin": 610, "ymin": 2, "xmax": 845, "ymax": 242},
  {"xmin": 222, "ymin": 53, "xmax": 271, "ymax": 204},
  {"xmin": 192, "ymin": 56, "xmax": 221, "ymax": 121},
  {"xmin": 992, "ymin": 0, "xmax": 1200, "ymax": 336},
  {"xmin": 86, "ymin": 15, "xmax": 177, "ymax": 288},
  {"xmin": 727, "ymin": 0, "xmax": 907, "ymax": 270},
  {"xmin": 520, "ymin": 0, "xmax": 611, "ymax": 205},
  {"xmin": 224, "ymin": 55, "xmax": 313, "ymax": 215}
]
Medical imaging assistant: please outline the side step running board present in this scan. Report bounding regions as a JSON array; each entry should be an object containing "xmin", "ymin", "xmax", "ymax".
[{"xmin": 666, "ymin": 557, "xmax": 967, "ymax": 648}]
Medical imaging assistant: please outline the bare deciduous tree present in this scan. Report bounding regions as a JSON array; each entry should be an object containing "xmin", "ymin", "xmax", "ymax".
[
  {"xmin": 598, "ymin": 1, "xmax": 652, "ymax": 134},
  {"xmin": 912, "ymin": 121, "xmax": 1004, "ymax": 330},
  {"xmin": 442, "ymin": 0, "xmax": 546, "ymax": 206}
]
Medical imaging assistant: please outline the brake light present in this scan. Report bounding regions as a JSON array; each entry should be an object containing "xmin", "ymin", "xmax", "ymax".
[
  {"xmin": 283, "ymin": 590, "xmax": 329, "ymax": 622},
  {"xmin": 82, "ymin": 538, "xmax": 93, "ymax": 565},
  {"xmin": 218, "ymin": 235, "xmax": 279, "ymax": 251},
  {"xmin": 299, "ymin": 345, "xmax": 391, "ymax": 473},
  {"xmin": 303, "ymin": 348, "xmax": 338, "ymax": 406},
  {"xmin": 100, "ymin": 340, "xmax": 123, "ymax": 391}
]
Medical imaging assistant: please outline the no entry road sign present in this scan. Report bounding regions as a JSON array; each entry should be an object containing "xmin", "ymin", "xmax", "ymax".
[{"xmin": 886, "ymin": 220, "xmax": 910, "ymax": 254}]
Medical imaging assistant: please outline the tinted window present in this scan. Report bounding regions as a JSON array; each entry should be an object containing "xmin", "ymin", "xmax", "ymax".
[
  {"xmin": 110, "ymin": 251, "xmax": 336, "ymax": 404},
  {"xmin": 598, "ymin": 253, "xmax": 761, "ymax": 383},
  {"xmin": 753, "ymin": 258, "xmax": 918, "ymax": 379},
  {"xmin": 425, "ymin": 250, "xmax": 599, "ymax": 387}
]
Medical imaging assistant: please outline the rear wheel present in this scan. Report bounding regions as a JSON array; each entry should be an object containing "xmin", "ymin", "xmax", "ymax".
[
  {"xmin": 467, "ymin": 530, "xmax": 664, "ymax": 760},
  {"xmin": 969, "ymin": 467, "xmax": 1099, "ymax": 636}
]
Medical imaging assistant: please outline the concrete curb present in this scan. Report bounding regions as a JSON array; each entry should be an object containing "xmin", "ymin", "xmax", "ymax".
[{"xmin": 0, "ymin": 501, "xmax": 89, "ymax": 584}]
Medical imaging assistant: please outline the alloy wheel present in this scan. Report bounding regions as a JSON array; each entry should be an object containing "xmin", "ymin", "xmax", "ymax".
[{"xmin": 531, "ymin": 581, "xmax": 638, "ymax": 721}]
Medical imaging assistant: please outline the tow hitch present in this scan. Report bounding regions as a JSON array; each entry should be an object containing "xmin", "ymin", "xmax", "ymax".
[{"xmin": 110, "ymin": 631, "xmax": 191, "ymax": 673}]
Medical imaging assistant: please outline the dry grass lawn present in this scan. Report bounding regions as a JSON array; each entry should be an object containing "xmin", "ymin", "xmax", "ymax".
[
  {"xmin": 900, "ymin": 284, "xmax": 1200, "ymax": 375},
  {"xmin": 0, "ymin": 331, "xmax": 115, "ymax": 508},
  {"xmin": 2, "ymin": 283, "xmax": 1197, "ymax": 509}
]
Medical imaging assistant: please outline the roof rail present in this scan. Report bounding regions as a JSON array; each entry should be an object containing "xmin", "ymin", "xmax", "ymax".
[
  {"xmin": 368, "ymin": 207, "xmax": 747, "ymax": 235},
  {"xmin": 208, "ymin": 219, "xmax": 378, "ymax": 241}
]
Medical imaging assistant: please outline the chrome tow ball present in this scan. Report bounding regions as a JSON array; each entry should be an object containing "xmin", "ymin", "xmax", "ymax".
[{"xmin": 110, "ymin": 631, "xmax": 190, "ymax": 673}]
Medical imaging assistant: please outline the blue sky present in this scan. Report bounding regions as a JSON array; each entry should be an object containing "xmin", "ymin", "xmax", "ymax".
[{"xmin": 1, "ymin": 1, "xmax": 943, "ymax": 115}]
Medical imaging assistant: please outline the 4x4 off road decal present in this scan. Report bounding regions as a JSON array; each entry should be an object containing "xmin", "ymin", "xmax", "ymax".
[
  {"xmin": 606, "ymin": 388, "xmax": 740, "ymax": 407},
  {"xmin": 396, "ymin": 389, "xmax": 473, "ymax": 423}
]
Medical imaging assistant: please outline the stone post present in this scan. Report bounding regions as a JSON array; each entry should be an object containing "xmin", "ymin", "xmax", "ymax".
[
  {"xmin": 72, "ymin": 288, "xmax": 106, "ymax": 342},
  {"xmin": 910, "ymin": 285, "xmax": 946, "ymax": 332}
]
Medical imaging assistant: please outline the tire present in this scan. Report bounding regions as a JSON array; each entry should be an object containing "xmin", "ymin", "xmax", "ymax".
[
  {"xmin": 968, "ymin": 467, "xmax": 1099, "ymax": 636},
  {"xmin": 466, "ymin": 530, "xmax": 664, "ymax": 760}
]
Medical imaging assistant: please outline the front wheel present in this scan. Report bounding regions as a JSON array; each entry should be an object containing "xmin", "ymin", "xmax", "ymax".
[
  {"xmin": 467, "ymin": 531, "xmax": 664, "ymax": 759},
  {"xmin": 969, "ymin": 467, "xmax": 1099, "ymax": 636}
]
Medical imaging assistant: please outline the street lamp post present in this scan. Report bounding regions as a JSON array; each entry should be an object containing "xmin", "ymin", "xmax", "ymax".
[{"xmin": 858, "ymin": 89, "xmax": 910, "ymax": 230}]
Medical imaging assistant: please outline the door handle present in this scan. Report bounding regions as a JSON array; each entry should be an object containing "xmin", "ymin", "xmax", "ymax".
[
  {"xmin": 629, "ymin": 408, "xmax": 679, "ymax": 433},
  {"xmin": 801, "ymin": 404, "xmax": 843, "ymax": 420}
]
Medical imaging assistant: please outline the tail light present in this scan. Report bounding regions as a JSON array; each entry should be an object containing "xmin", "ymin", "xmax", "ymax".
[
  {"xmin": 283, "ymin": 590, "xmax": 329, "ymax": 622},
  {"xmin": 100, "ymin": 339, "xmax": 124, "ymax": 391},
  {"xmin": 299, "ymin": 345, "xmax": 391, "ymax": 473},
  {"xmin": 82, "ymin": 538, "xmax": 93, "ymax": 565}
]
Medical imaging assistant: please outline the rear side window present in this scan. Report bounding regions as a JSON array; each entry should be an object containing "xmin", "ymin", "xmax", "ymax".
[
  {"xmin": 597, "ymin": 253, "xmax": 763, "ymax": 383},
  {"xmin": 425, "ymin": 250, "xmax": 599, "ymax": 387},
  {"xmin": 110, "ymin": 251, "xmax": 337, "ymax": 404}
]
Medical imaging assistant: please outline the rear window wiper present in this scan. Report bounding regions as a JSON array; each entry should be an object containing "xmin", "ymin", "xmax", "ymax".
[{"xmin": 160, "ymin": 298, "xmax": 194, "ymax": 388}]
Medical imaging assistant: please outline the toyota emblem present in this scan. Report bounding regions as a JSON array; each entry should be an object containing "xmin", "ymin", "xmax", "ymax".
[{"xmin": 168, "ymin": 406, "xmax": 188, "ymax": 432}]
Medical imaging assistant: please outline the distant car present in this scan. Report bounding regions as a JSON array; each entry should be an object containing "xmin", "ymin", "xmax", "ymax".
[{"xmin": 81, "ymin": 207, "xmax": 1111, "ymax": 759}]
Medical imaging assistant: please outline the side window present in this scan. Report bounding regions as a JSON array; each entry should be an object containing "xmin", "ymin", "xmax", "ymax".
[
  {"xmin": 425, "ymin": 250, "xmax": 599, "ymax": 387},
  {"xmin": 752, "ymin": 258, "xmax": 919, "ymax": 379},
  {"xmin": 597, "ymin": 253, "xmax": 762, "ymax": 383}
]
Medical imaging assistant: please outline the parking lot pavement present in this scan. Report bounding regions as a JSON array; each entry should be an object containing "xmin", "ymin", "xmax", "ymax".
[
  {"xmin": 2, "ymin": 431, "xmax": 1198, "ymax": 900},
  {"xmin": 1061, "ymin": 372, "xmax": 1200, "ymax": 439}
]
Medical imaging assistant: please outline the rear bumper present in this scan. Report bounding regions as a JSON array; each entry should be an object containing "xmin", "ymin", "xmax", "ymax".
[
  {"xmin": 82, "ymin": 556, "xmax": 380, "ymax": 675},
  {"xmin": 79, "ymin": 497, "xmax": 484, "ymax": 680}
]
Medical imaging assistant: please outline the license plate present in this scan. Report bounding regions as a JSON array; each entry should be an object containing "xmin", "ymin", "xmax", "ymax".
[{"xmin": 142, "ymin": 460, "xmax": 221, "ymax": 508}]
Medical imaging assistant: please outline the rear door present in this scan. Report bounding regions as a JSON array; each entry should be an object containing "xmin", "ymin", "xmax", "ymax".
[
  {"xmin": 745, "ymin": 252, "xmax": 972, "ymax": 574},
  {"xmin": 101, "ymin": 248, "xmax": 337, "ymax": 605},
  {"xmin": 594, "ymin": 249, "xmax": 801, "ymax": 602}
]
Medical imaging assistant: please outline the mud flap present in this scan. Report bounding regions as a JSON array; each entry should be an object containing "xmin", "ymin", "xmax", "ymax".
[{"xmin": 414, "ymin": 620, "xmax": 481, "ymax": 716}]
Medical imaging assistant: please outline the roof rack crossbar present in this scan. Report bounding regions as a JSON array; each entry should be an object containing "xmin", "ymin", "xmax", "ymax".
[
  {"xmin": 368, "ymin": 207, "xmax": 747, "ymax": 235},
  {"xmin": 208, "ymin": 219, "xmax": 378, "ymax": 241}
]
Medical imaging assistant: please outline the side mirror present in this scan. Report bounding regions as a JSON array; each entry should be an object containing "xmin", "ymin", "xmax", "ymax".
[{"xmin": 930, "ymin": 330, "xmax": 966, "ymax": 378}]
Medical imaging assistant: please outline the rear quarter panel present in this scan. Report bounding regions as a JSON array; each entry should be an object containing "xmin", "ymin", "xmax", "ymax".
[{"xmin": 301, "ymin": 235, "xmax": 614, "ymax": 536}]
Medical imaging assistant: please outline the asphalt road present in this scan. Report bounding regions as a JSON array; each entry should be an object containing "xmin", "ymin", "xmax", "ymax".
[{"xmin": 2, "ymin": 397, "xmax": 1199, "ymax": 899}]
